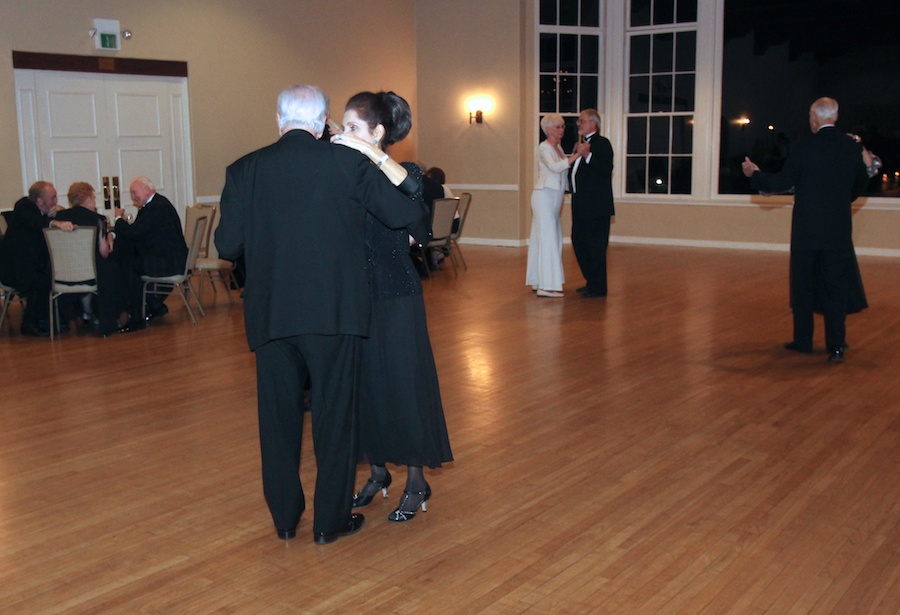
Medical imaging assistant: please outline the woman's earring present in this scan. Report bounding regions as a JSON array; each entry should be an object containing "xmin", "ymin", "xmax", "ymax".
[{"xmin": 374, "ymin": 138, "xmax": 379, "ymax": 145}]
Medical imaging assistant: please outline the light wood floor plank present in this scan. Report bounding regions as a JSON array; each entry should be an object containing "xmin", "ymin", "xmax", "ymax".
[{"xmin": 1, "ymin": 244, "xmax": 899, "ymax": 613}]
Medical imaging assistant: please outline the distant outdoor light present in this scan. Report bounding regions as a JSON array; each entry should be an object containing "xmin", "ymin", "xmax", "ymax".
[
  {"xmin": 767, "ymin": 124, "xmax": 775, "ymax": 131},
  {"xmin": 466, "ymin": 96, "xmax": 494, "ymax": 125}
]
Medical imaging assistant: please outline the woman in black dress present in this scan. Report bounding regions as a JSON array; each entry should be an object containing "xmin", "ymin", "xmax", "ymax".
[
  {"xmin": 55, "ymin": 182, "xmax": 127, "ymax": 335},
  {"xmin": 333, "ymin": 91, "xmax": 453, "ymax": 522}
]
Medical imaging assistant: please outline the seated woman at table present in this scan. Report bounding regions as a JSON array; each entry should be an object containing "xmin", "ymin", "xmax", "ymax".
[{"xmin": 55, "ymin": 182, "xmax": 127, "ymax": 335}]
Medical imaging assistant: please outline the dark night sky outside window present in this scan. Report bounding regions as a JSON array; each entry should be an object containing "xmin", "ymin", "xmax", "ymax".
[
  {"xmin": 720, "ymin": 0, "xmax": 900, "ymax": 197},
  {"xmin": 626, "ymin": 0, "xmax": 696, "ymax": 194}
]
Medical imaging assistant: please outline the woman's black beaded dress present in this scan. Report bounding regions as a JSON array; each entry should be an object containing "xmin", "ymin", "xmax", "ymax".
[{"xmin": 358, "ymin": 163, "xmax": 453, "ymax": 468}]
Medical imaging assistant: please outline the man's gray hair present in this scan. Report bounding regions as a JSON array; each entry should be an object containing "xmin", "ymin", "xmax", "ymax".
[
  {"xmin": 131, "ymin": 176, "xmax": 156, "ymax": 192},
  {"xmin": 811, "ymin": 97, "xmax": 839, "ymax": 122},
  {"xmin": 277, "ymin": 85, "xmax": 328, "ymax": 133},
  {"xmin": 581, "ymin": 108, "xmax": 602, "ymax": 131}
]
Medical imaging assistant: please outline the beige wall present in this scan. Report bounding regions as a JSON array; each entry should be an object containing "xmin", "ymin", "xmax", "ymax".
[
  {"xmin": 416, "ymin": 0, "xmax": 526, "ymax": 243},
  {"xmin": 2, "ymin": 1, "xmax": 898, "ymax": 254},
  {"xmin": 0, "ymin": 0, "xmax": 417, "ymax": 203},
  {"xmin": 414, "ymin": 0, "xmax": 900, "ymax": 254}
]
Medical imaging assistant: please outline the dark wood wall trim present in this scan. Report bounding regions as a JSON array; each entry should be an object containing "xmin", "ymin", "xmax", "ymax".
[{"xmin": 12, "ymin": 51, "xmax": 188, "ymax": 78}]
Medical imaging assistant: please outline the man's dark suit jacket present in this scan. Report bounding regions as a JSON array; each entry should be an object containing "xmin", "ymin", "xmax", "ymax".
[
  {"xmin": 572, "ymin": 134, "xmax": 615, "ymax": 219},
  {"xmin": 55, "ymin": 205, "xmax": 106, "ymax": 234},
  {"xmin": 751, "ymin": 126, "xmax": 869, "ymax": 251},
  {"xmin": 215, "ymin": 129, "xmax": 425, "ymax": 352},
  {"xmin": 114, "ymin": 193, "xmax": 187, "ymax": 277},
  {"xmin": 0, "ymin": 197, "xmax": 51, "ymax": 290}
]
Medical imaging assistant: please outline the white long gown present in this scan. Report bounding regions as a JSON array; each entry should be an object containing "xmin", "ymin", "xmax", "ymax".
[{"xmin": 526, "ymin": 140, "xmax": 569, "ymax": 292}]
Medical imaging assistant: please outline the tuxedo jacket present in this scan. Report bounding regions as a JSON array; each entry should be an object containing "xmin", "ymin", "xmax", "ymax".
[
  {"xmin": 572, "ymin": 133, "xmax": 615, "ymax": 219},
  {"xmin": 0, "ymin": 197, "xmax": 52, "ymax": 289},
  {"xmin": 55, "ymin": 205, "xmax": 106, "ymax": 231},
  {"xmin": 114, "ymin": 193, "xmax": 188, "ymax": 277},
  {"xmin": 751, "ymin": 126, "xmax": 869, "ymax": 251},
  {"xmin": 215, "ymin": 129, "xmax": 425, "ymax": 351}
]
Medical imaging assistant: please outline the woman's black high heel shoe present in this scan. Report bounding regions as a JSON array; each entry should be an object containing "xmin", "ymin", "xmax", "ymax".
[
  {"xmin": 352, "ymin": 470, "xmax": 392, "ymax": 508},
  {"xmin": 388, "ymin": 483, "xmax": 431, "ymax": 522}
]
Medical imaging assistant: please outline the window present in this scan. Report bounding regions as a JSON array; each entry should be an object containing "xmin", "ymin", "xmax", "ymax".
[
  {"xmin": 719, "ymin": 0, "xmax": 900, "ymax": 197},
  {"xmin": 625, "ymin": 0, "xmax": 697, "ymax": 194},
  {"xmin": 538, "ymin": 0, "xmax": 603, "ymax": 152}
]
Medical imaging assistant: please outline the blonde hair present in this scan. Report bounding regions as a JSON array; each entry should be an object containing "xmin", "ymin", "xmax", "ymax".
[
  {"xmin": 67, "ymin": 182, "xmax": 95, "ymax": 207},
  {"xmin": 540, "ymin": 113, "xmax": 564, "ymax": 134}
]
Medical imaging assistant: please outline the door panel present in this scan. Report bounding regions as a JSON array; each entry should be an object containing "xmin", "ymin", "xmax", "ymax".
[{"xmin": 14, "ymin": 69, "xmax": 192, "ymax": 221}]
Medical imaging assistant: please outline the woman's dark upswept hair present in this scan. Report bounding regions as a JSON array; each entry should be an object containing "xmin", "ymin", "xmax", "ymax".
[{"xmin": 345, "ymin": 91, "xmax": 412, "ymax": 147}]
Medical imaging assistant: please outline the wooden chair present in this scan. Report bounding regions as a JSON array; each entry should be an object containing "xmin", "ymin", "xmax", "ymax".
[
  {"xmin": 195, "ymin": 207, "xmax": 235, "ymax": 305},
  {"xmin": 0, "ymin": 278, "xmax": 22, "ymax": 334},
  {"xmin": 184, "ymin": 205, "xmax": 216, "ymax": 258},
  {"xmin": 450, "ymin": 192, "xmax": 472, "ymax": 270},
  {"xmin": 417, "ymin": 197, "xmax": 460, "ymax": 279}
]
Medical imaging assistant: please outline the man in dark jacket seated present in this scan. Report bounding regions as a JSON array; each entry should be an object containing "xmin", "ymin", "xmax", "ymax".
[
  {"xmin": 0, "ymin": 181, "xmax": 73, "ymax": 337},
  {"xmin": 113, "ymin": 176, "xmax": 188, "ymax": 327}
]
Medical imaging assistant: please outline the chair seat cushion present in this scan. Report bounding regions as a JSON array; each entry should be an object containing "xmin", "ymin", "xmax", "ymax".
[
  {"xmin": 141, "ymin": 274, "xmax": 185, "ymax": 283},
  {"xmin": 196, "ymin": 258, "xmax": 233, "ymax": 270}
]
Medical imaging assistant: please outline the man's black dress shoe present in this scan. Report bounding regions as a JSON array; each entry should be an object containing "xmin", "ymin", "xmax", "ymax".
[
  {"xmin": 580, "ymin": 290, "xmax": 607, "ymax": 298},
  {"xmin": 784, "ymin": 341, "xmax": 813, "ymax": 354},
  {"xmin": 313, "ymin": 513, "xmax": 365, "ymax": 545},
  {"xmin": 20, "ymin": 323, "xmax": 50, "ymax": 337},
  {"xmin": 576, "ymin": 286, "xmax": 588, "ymax": 294},
  {"xmin": 828, "ymin": 347, "xmax": 845, "ymax": 363},
  {"xmin": 117, "ymin": 320, "xmax": 147, "ymax": 334},
  {"xmin": 145, "ymin": 303, "xmax": 169, "ymax": 322},
  {"xmin": 277, "ymin": 528, "xmax": 297, "ymax": 540}
]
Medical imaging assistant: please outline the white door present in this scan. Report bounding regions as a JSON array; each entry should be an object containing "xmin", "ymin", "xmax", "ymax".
[{"xmin": 14, "ymin": 69, "xmax": 193, "ymax": 222}]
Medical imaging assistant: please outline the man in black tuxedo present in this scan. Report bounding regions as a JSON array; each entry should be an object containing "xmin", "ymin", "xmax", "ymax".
[
  {"xmin": 742, "ymin": 97, "xmax": 870, "ymax": 363},
  {"xmin": 0, "ymin": 181, "xmax": 73, "ymax": 336},
  {"xmin": 571, "ymin": 109, "xmax": 615, "ymax": 298},
  {"xmin": 215, "ymin": 84, "xmax": 423, "ymax": 544},
  {"xmin": 113, "ymin": 176, "xmax": 188, "ymax": 325}
]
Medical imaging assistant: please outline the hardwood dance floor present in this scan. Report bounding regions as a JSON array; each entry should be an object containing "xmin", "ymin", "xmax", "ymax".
[{"xmin": 1, "ymin": 244, "xmax": 899, "ymax": 614}]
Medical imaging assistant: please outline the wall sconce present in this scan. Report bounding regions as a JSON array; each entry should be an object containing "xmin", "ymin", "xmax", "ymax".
[
  {"xmin": 737, "ymin": 117, "xmax": 750, "ymax": 131},
  {"xmin": 466, "ymin": 96, "xmax": 494, "ymax": 125}
]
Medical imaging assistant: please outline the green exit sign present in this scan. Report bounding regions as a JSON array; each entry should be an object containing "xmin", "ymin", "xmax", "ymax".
[{"xmin": 100, "ymin": 33, "xmax": 118, "ymax": 49}]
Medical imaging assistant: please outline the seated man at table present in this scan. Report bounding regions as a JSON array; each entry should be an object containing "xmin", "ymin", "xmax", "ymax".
[
  {"xmin": 113, "ymin": 176, "xmax": 188, "ymax": 325},
  {"xmin": 0, "ymin": 181, "xmax": 73, "ymax": 336}
]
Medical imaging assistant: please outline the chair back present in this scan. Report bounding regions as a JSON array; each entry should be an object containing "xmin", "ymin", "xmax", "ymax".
[
  {"xmin": 205, "ymin": 207, "xmax": 226, "ymax": 260},
  {"xmin": 43, "ymin": 226, "xmax": 98, "ymax": 292},
  {"xmin": 184, "ymin": 216, "xmax": 209, "ymax": 275},
  {"xmin": 430, "ymin": 197, "xmax": 459, "ymax": 242},
  {"xmin": 452, "ymin": 192, "xmax": 472, "ymax": 241},
  {"xmin": 184, "ymin": 205, "xmax": 216, "ymax": 258}
]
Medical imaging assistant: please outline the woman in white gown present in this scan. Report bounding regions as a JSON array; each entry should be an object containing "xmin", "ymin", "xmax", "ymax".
[{"xmin": 526, "ymin": 113, "xmax": 580, "ymax": 298}]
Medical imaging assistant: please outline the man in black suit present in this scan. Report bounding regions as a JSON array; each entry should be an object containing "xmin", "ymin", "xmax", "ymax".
[
  {"xmin": 571, "ymin": 109, "xmax": 615, "ymax": 298},
  {"xmin": 215, "ymin": 84, "xmax": 423, "ymax": 544},
  {"xmin": 742, "ymin": 97, "xmax": 870, "ymax": 363},
  {"xmin": 0, "ymin": 181, "xmax": 73, "ymax": 336},
  {"xmin": 113, "ymin": 176, "xmax": 188, "ymax": 325}
]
